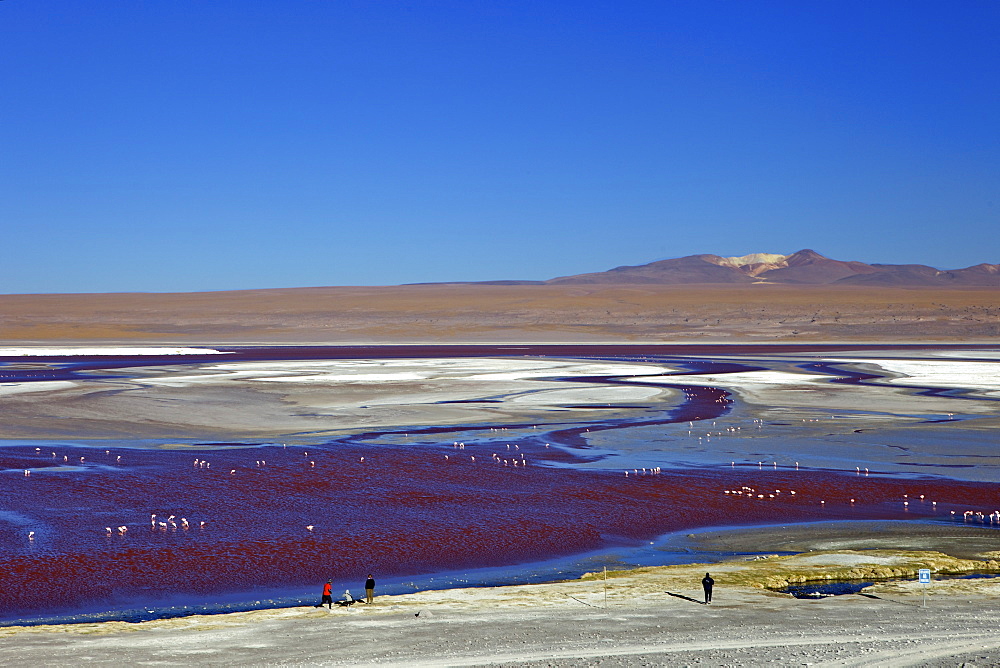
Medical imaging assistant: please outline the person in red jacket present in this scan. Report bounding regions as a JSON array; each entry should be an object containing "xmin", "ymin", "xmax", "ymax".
[{"xmin": 316, "ymin": 580, "xmax": 333, "ymax": 609}]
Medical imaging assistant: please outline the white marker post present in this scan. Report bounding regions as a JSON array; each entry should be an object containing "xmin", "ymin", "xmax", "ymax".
[{"xmin": 918, "ymin": 568, "xmax": 931, "ymax": 607}]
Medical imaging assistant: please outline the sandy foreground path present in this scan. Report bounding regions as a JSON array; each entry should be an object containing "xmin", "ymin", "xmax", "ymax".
[{"xmin": 3, "ymin": 552, "xmax": 999, "ymax": 668}]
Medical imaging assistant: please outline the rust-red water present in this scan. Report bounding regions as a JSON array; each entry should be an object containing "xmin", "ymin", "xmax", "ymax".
[
  {"xmin": 1, "ymin": 344, "xmax": 997, "ymax": 624},
  {"xmin": 1, "ymin": 439, "xmax": 996, "ymax": 623}
]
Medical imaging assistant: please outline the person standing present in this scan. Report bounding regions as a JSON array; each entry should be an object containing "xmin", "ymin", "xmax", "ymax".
[
  {"xmin": 317, "ymin": 580, "xmax": 333, "ymax": 608},
  {"xmin": 702, "ymin": 573, "xmax": 714, "ymax": 604},
  {"xmin": 365, "ymin": 574, "xmax": 375, "ymax": 604}
]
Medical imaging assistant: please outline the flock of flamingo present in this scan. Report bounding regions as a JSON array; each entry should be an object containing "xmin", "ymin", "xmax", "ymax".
[{"xmin": 16, "ymin": 406, "xmax": 1000, "ymax": 548}]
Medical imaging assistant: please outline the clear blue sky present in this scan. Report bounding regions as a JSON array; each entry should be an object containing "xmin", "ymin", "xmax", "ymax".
[{"xmin": 2, "ymin": 1, "xmax": 998, "ymax": 293}]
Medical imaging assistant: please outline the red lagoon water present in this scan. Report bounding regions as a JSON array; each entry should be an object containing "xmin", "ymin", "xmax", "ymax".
[{"xmin": 1, "ymin": 441, "xmax": 997, "ymax": 621}]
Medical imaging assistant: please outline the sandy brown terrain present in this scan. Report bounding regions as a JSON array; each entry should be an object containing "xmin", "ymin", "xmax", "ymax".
[{"xmin": 1, "ymin": 284, "xmax": 998, "ymax": 344}]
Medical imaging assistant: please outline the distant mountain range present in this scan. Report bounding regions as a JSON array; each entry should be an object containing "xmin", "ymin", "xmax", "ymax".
[{"xmin": 463, "ymin": 249, "xmax": 1000, "ymax": 287}]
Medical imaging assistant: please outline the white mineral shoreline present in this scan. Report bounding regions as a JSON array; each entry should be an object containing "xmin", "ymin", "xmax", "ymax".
[
  {"xmin": 3, "ymin": 353, "xmax": 998, "ymax": 442},
  {"xmin": 0, "ymin": 347, "xmax": 231, "ymax": 356}
]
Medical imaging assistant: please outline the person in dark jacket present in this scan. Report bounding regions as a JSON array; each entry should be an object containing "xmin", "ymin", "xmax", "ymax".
[
  {"xmin": 365, "ymin": 574, "xmax": 375, "ymax": 604},
  {"xmin": 702, "ymin": 573, "xmax": 714, "ymax": 604},
  {"xmin": 317, "ymin": 580, "xmax": 333, "ymax": 608}
]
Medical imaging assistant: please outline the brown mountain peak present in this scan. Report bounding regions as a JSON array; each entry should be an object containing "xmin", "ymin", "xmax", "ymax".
[{"xmin": 524, "ymin": 250, "xmax": 998, "ymax": 287}]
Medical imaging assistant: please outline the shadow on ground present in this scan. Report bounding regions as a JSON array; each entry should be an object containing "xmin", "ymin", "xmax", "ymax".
[{"xmin": 665, "ymin": 592, "xmax": 705, "ymax": 605}]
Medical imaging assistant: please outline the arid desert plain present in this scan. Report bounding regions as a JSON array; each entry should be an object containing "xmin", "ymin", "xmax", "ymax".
[{"xmin": 1, "ymin": 283, "xmax": 998, "ymax": 666}]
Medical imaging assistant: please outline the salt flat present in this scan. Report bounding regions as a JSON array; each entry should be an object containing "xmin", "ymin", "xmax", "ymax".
[
  {"xmin": 3, "ymin": 350, "xmax": 997, "ymax": 442},
  {"xmin": 2, "ymin": 349, "xmax": 997, "ymax": 482},
  {"xmin": 0, "ymin": 357, "xmax": 674, "ymax": 440}
]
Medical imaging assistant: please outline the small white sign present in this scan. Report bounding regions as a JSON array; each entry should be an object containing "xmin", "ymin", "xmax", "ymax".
[{"xmin": 918, "ymin": 568, "xmax": 931, "ymax": 584}]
